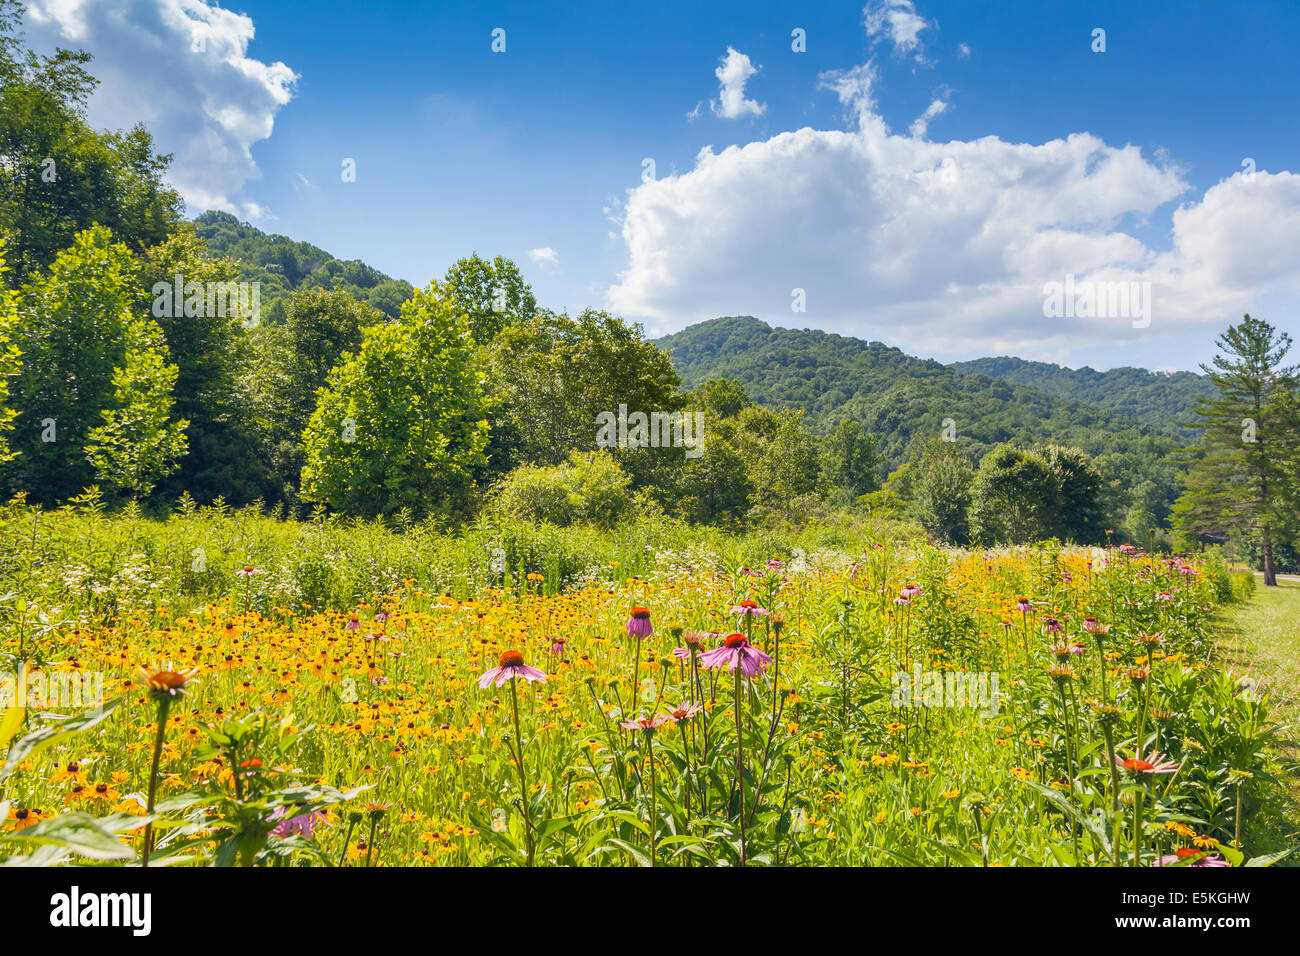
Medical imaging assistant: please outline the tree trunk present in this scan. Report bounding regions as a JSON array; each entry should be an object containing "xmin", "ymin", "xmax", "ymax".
[{"xmin": 1261, "ymin": 522, "xmax": 1277, "ymax": 587}]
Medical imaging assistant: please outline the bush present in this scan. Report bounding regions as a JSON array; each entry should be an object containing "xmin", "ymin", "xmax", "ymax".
[{"xmin": 494, "ymin": 451, "xmax": 634, "ymax": 529}]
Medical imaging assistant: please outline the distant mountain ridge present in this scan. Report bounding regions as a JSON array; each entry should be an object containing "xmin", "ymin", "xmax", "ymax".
[
  {"xmin": 947, "ymin": 356, "xmax": 1212, "ymax": 439},
  {"xmin": 653, "ymin": 316, "xmax": 1192, "ymax": 518}
]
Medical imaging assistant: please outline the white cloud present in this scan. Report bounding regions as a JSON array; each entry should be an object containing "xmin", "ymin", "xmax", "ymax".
[
  {"xmin": 710, "ymin": 47, "xmax": 765, "ymax": 119},
  {"xmin": 957, "ymin": 42, "xmax": 971, "ymax": 59},
  {"xmin": 528, "ymin": 247, "xmax": 559, "ymax": 267},
  {"xmin": 22, "ymin": 0, "xmax": 298, "ymax": 219},
  {"xmin": 606, "ymin": 70, "xmax": 1300, "ymax": 361},
  {"xmin": 908, "ymin": 97, "xmax": 948, "ymax": 138},
  {"xmin": 864, "ymin": 0, "xmax": 932, "ymax": 62}
]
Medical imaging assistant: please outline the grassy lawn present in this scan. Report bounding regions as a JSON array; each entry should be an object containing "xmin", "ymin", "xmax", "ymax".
[{"xmin": 1217, "ymin": 577, "xmax": 1300, "ymax": 859}]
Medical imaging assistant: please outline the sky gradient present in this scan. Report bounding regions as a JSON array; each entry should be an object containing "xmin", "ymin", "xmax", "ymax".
[{"xmin": 17, "ymin": 0, "xmax": 1300, "ymax": 371}]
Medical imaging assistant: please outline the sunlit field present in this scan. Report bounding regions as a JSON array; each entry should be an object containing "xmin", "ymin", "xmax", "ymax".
[{"xmin": 1, "ymin": 501, "xmax": 1284, "ymax": 868}]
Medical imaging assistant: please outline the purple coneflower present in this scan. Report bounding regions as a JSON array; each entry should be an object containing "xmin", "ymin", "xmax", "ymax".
[
  {"xmin": 1154, "ymin": 848, "xmax": 1229, "ymax": 867},
  {"xmin": 660, "ymin": 701, "xmax": 704, "ymax": 724},
  {"xmin": 698, "ymin": 633, "xmax": 772, "ymax": 679},
  {"xmin": 626, "ymin": 607, "xmax": 653, "ymax": 638},
  {"xmin": 270, "ymin": 806, "xmax": 330, "ymax": 839},
  {"xmin": 1115, "ymin": 752, "xmax": 1179, "ymax": 775},
  {"xmin": 731, "ymin": 598, "xmax": 770, "ymax": 617},
  {"xmin": 478, "ymin": 650, "xmax": 547, "ymax": 688}
]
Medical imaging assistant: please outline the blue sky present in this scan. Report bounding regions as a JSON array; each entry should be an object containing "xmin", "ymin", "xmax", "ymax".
[{"xmin": 19, "ymin": 0, "xmax": 1300, "ymax": 370}]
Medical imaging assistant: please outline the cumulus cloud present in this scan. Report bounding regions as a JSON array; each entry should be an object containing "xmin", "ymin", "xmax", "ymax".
[
  {"xmin": 605, "ymin": 68, "xmax": 1300, "ymax": 361},
  {"xmin": 710, "ymin": 47, "xmax": 765, "ymax": 119},
  {"xmin": 864, "ymin": 0, "xmax": 932, "ymax": 62},
  {"xmin": 528, "ymin": 247, "xmax": 559, "ymax": 268},
  {"xmin": 22, "ymin": 0, "xmax": 298, "ymax": 218}
]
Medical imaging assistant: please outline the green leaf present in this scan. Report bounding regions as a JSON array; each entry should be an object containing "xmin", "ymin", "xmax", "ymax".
[
  {"xmin": 10, "ymin": 812, "xmax": 134, "ymax": 861},
  {"xmin": 3, "ymin": 697, "xmax": 122, "ymax": 776}
]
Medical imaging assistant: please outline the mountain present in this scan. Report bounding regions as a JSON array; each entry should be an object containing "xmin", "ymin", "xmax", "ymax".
[
  {"xmin": 947, "ymin": 356, "xmax": 1213, "ymax": 439},
  {"xmin": 193, "ymin": 211, "xmax": 414, "ymax": 319},
  {"xmin": 654, "ymin": 315, "xmax": 1191, "ymax": 520}
]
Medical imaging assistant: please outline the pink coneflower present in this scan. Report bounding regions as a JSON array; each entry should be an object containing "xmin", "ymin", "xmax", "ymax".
[
  {"xmin": 550, "ymin": 638, "xmax": 566, "ymax": 655},
  {"xmin": 1050, "ymin": 643, "xmax": 1086, "ymax": 661},
  {"xmin": 372, "ymin": 611, "xmax": 390, "ymax": 622},
  {"xmin": 1015, "ymin": 598, "xmax": 1033, "ymax": 613},
  {"xmin": 698, "ymin": 633, "xmax": 772, "ymax": 679},
  {"xmin": 1043, "ymin": 616, "xmax": 1064, "ymax": 635},
  {"xmin": 626, "ymin": 607, "xmax": 653, "ymax": 638},
  {"xmin": 660, "ymin": 701, "xmax": 703, "ymax": 724},
  {"xmin": 731, "ymin": 598, "xmax": 770, "ymax": 617},
  {"xmin": 344, "ymin": 616, "xmax": 361, "ymax": 631},
  {"xmin": 900, "ymin": 583, "xmax": 920, "ymax": 599},
  {"xmin": 997, "ymin": 620, "xmax": 1013, "ymax": 628},
  {"xmin": 1115, "ymin": 752, "xmax": 1179, "ymax": 775},
  {"xmin": 893, "ymin": 595, "xmax": 912, "ymax": 606},
  {"xmin": 1082, "ymin": 616, "xmax": 1109, "ymax": 634},
  {"xmin": 620, "ymin": 716, "xmax": 667, "ymax": 732},
  {"xmin": 1156, "ymin": 591, "xmax": 1175, "ymax": 602},
  {"xmin": 767, "ymin": 559, "xmax": 785, "ymax": 570},
  {"xmin": 672, "ymin": 629, "xmax": 713, "ymax": 660},
  {"xmin": 235, "ymin": 565, "xmax": 259, "ymax": 578},
  {"xmin": 269, "ymin": 806, "xmax": 330, "ymax": 839},
  {"xmin": 1154, "ymin": 848, "xmax": 1229, "ymax": 867},
  {"xmin": 478, "ymin": 650, "xmax": 547, "ymax": 688}
]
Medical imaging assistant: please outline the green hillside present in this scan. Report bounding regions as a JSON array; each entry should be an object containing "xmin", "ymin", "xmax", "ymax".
[
  {"xmin": 193, "ymin": 211, "xmax": 414, "ymax": 319},
  {"xmin": 948, "ymin": 356, "xmax": 1213, "ymax": 439},
  {"xmin": 655, "ymin": 315, "xmax": 1191, "ymax": 523}
]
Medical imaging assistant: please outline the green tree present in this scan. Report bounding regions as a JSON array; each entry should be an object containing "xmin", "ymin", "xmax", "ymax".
[
  {"xmin": 136, "ymin": 228, "xmax": 264, "ymax": 503},
  {"xmin": 485, "ymin": 308, "xmax": 681, "ymax": 473},
  {"xmin": 7, "ymin": 226, "xmax": 182, "ymax": 501},
  {"xmin": 1039, "ymin": 444, "xmax": 1106, "ymax": 544},
  {"xmin": 1173, "ymin": 315, "xmax": 1299, "ymax": 585},
  {"xmin": 246, "ymin": 287, "xmax": 386, "ymax": 505},
  {"xmin": 0, "ymin": 238, "xmax": 21, "ymax": 463},
  {"xmin": 85, "ymin": 343, "xmax": 188, "ymax": 499},
  {"xmin": 822, "ymin": 418, "xmax": 883, "ymax": 498},
  {"xmin": 732, "ymin": 405, "xmax": 822, "ymax": 518},
  {"xmin": 685, "ymin": 377, "xmax": 752, "ymax": 419},
  {"xmin": 299, "ymin": 284, "xmax": 488, "ymax": 518},
  {"xmin": 968, "ymin": 445, "xmax": 1058, "ymax": 545},
  {"xmin": 437, "ymin": 253, "xmax": 536, "ymax": 345},
  {"xmin": 910, "ymin": 439, "xmax": 974, "ymax": 544}
]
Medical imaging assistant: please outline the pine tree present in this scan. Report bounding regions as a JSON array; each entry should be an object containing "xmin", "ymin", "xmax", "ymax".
[{"xmin": 1175, "ymin": 315, "xmax": 1298, "ymax": 585}]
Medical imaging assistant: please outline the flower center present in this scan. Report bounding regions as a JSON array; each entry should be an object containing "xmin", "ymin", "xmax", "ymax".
[
  {"xmin": 499, "ymin": 650, "xmax": 525, "ymax": 668},
  {"xmin": 724, "ymin": 633, "xmax": 747, "ymax": 648},
  {"xmin": 149, "ymin": 671, "xmax": 188, "ymax": 689},
  {"xmin": 1123, "ymin": 759, "xmax": 1155, "ymax": 772},
  {"xmin": 630, "ymin": 607, "xmax": 650, "ymax": 619}
]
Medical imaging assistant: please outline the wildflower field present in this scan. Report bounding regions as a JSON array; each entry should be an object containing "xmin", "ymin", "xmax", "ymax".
[{"xmin": 1, "ymin": 501, "xmax": 1290, "ymax": 868}]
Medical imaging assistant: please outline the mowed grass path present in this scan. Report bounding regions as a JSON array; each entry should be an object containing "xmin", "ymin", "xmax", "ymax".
[{"xmin": 1218, "ymin": 576, "xmax": 1300, "ymax": 857}]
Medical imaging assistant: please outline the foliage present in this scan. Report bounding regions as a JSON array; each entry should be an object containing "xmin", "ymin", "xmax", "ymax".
[
  {"xmin": 494, "ymin": 451, "xmax": 635, "ymax": 529},
  {"xmin": 299, "ymin": 284, "xmax": 489, "ymax": 519}
]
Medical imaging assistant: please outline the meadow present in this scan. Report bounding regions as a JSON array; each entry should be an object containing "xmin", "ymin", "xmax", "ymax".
[{"xmin": 0, "ymin": 495, "xmax": 1289, "ymax": 867}]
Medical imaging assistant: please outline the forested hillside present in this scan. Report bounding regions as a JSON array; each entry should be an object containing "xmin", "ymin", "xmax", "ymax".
[
  {"xmin": 194, "ymin": 211, "xmax": 414, "ymax": 320},
  {"xmin": 948, "ymin": 356, "xmax": 1214, "ymax": 438},
  {"xmin": 655, "ymin": 315, "xmax": 1188, "ymax": 526}
]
